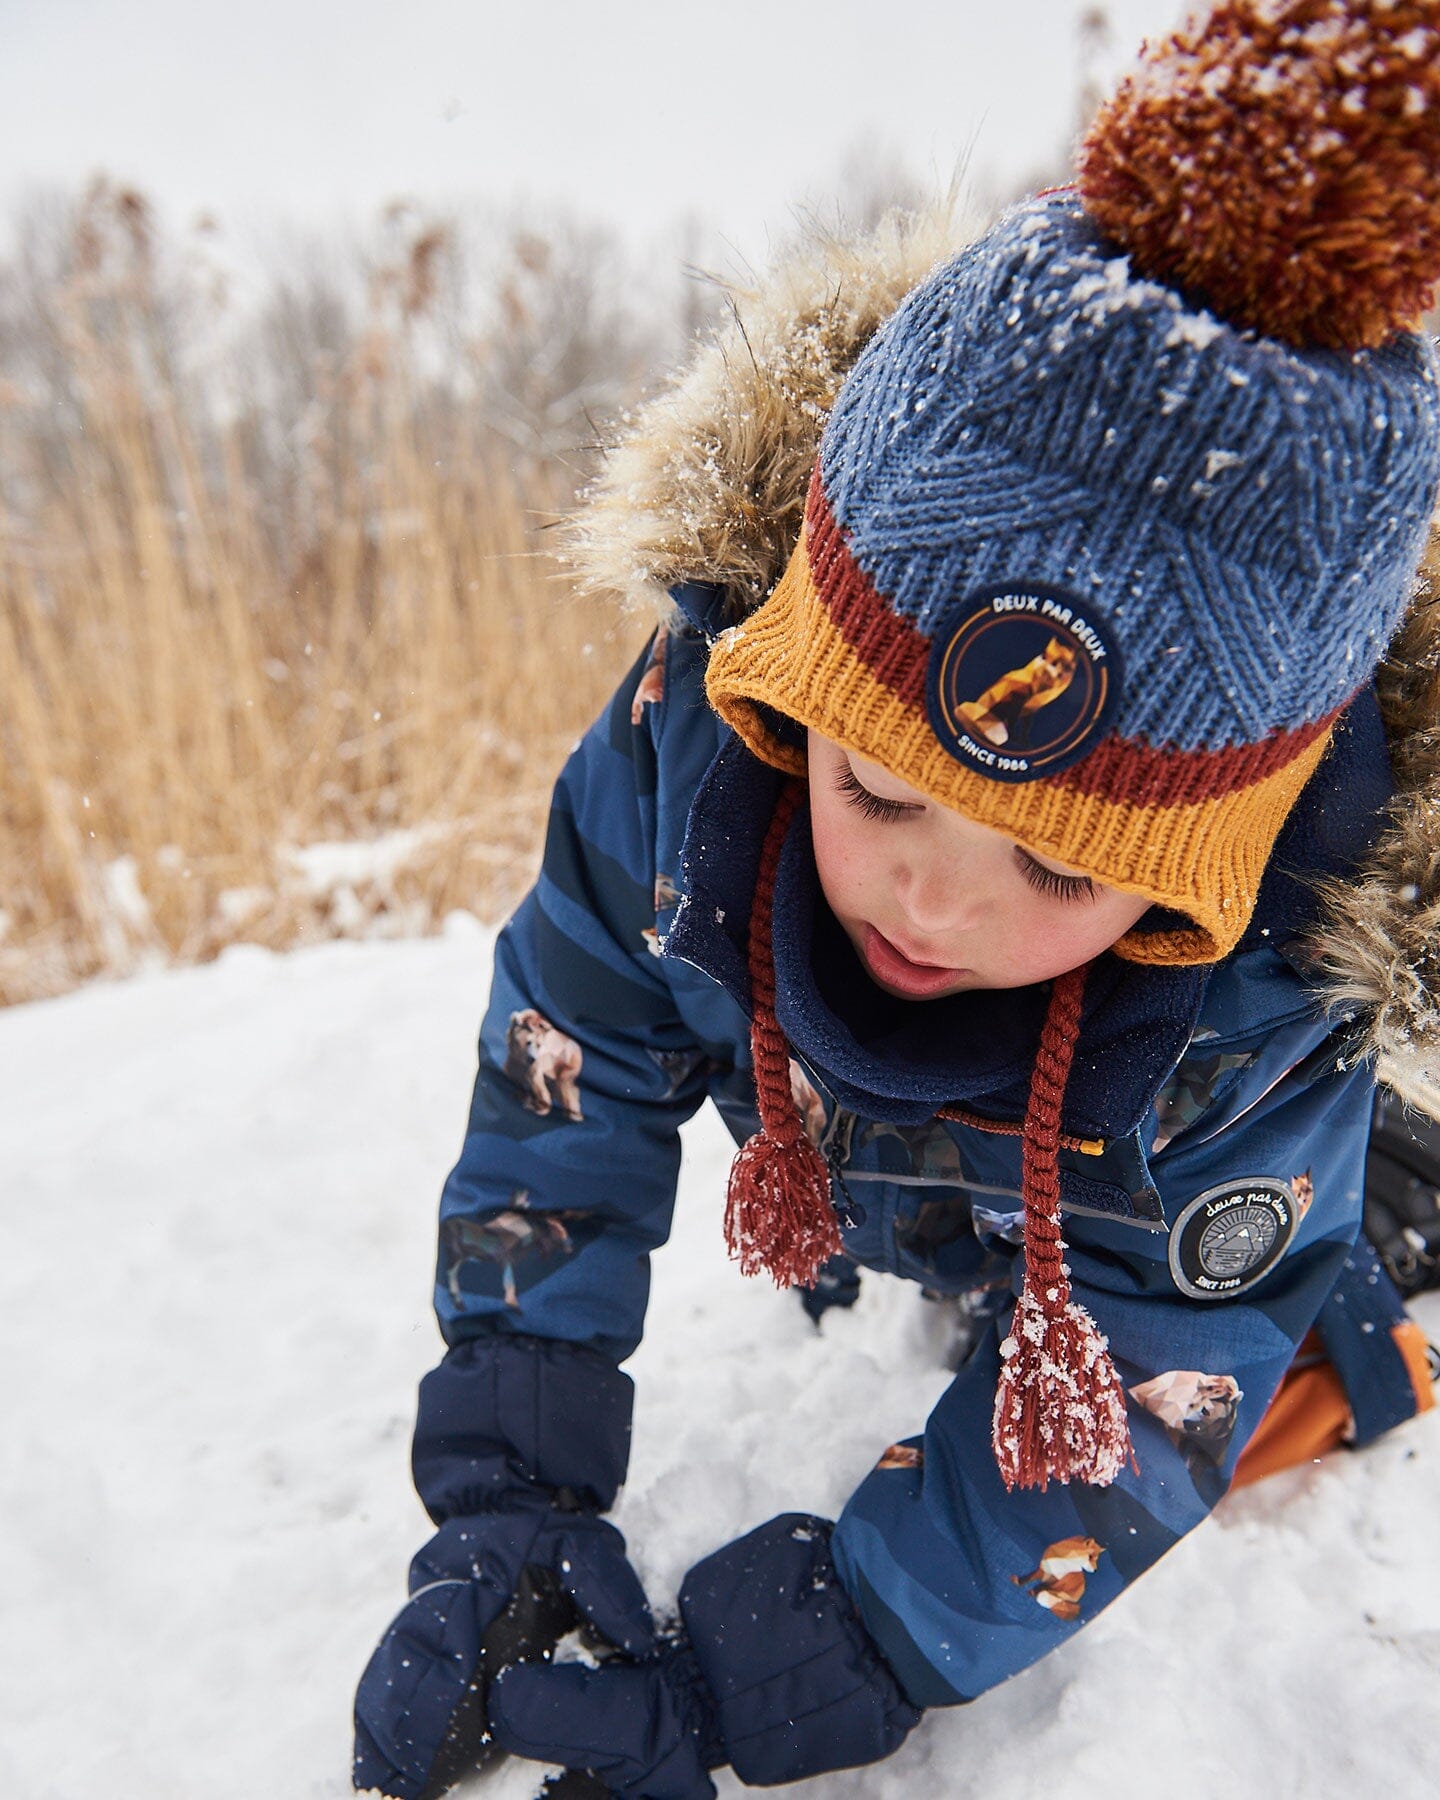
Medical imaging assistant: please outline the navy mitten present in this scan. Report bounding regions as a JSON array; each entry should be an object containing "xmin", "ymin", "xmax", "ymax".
[
  {"xmin": 488, "ymin": 1514, "xmax": 921, "ymax": 1796},
  {"xmin": 354, "ymin": 1498, "xmax": 654, "ymax": 1798},
  {"xmin": 799, "ymin": 1252, "xmax": 863, "ymax": 1324},
  {"xmin": 491, "ymin": 1649, "xmax": 721, "ymax": 1800},
  {"xmin": 354, "ymin": 1335, "xmax": 644, "ymax": 1799}
]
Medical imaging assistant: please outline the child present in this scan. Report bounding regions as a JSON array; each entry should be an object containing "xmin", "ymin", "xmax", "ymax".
[{"xmin": 354, "ymin": 5, "xmax": 1440, "ymax": 1796}]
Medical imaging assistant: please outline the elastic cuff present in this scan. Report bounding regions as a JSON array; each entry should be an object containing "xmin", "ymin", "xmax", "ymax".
[{"xmin": 412, "ymin": 1333, "xmax": 634, "ymax": 1522}]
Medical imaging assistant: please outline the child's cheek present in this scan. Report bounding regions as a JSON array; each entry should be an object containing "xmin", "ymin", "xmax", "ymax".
[
  {"xmin": 808, "ymin": 801, "xmax": 863, "ymax": 919},
  {"xmin": 1052, "ymin": 904, "xmax": 1137, "ymax": 971},
  {"xmin": 1008, "ymin": 900, "xmax": 1112, "ymax": 976},
  {"xmin": 831, "ymin": 839, "xmax": 880, "ymax": 927}
]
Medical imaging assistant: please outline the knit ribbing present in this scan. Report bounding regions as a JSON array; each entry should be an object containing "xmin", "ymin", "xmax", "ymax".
[{"xmin": 707, "ymin": 509, "xmax": 1339, "ymax": 963}]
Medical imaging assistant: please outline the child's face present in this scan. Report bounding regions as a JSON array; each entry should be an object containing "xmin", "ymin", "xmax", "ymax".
[{"xmin": 807, "ymin": 733, "xmax": 1154, "ymax": 997}]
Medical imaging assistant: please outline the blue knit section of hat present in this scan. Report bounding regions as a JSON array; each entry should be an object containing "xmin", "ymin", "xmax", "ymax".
[{"xmin": 818, "ymin": 192, "xmax": 1440, "ymax": 755}]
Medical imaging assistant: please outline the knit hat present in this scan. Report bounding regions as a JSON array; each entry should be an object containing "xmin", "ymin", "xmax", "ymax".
[
  {"xmin": 708, "ymin": 0, "xmax": 1440, "ymax": 968},
  {"xmin": 710, "ymin": 0, "xmax": 1440, "ymax": 1492}
]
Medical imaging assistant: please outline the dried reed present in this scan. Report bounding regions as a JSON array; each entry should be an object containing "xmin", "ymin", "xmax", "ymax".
[{"xmin": 0, "ymin": 186, "xmax": 643, "ymax": 1006}]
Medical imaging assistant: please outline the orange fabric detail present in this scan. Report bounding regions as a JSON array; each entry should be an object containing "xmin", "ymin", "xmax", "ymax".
[
  {"xmin": 1231, "ymin": 1347, "xmax": 1350, "ymax": 1490},
  {"xmin": 1394, "ymin": 1319, "xmax": 1437, "ymax": 1417},
  {"xmin": 1231, "ymin": 1323, "xmax": 1435, "ymax": 1490}
]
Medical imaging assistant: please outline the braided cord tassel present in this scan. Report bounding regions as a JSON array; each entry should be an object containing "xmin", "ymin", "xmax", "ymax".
[
  {"xmin": 992, "ymin": 963, "xmax": 1133, "ymax": 1491},
  {"xmin": 725, "ymin": 779, "xmax": 841, "ymax": 1289}
]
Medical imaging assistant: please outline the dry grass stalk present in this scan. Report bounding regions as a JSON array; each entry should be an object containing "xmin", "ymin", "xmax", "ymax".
[{"xmin": 0, "ymin": 192, "xmax": 641, "ymax": 1007}]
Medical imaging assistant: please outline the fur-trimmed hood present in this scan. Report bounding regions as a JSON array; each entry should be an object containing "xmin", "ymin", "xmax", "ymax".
[{"xmin": 565, "ymin": 205, "xmax": 1440, "ymax": 1103}]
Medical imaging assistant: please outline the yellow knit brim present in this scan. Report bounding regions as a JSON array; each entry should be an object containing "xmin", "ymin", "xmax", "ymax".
[{"xmin": 705, "ymin": 532, "xmax": 1334, "ymax": 966}]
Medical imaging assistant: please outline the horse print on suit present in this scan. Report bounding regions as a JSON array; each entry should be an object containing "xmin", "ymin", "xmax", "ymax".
[
  {"xmin": 956, "ymin": 636, "xmax": 1078, "ymax": 749},
  {"xmin": 1011, "ymin": 1537, "xmax": 1105, "ymax": 1622},
  {"xmin": 505, "ymin": 1008, "xmax": 584, "ymax": 1121},
  {"xmin": 440, "ymin": 1190, "xmax": 590, "ymax": 1308}
]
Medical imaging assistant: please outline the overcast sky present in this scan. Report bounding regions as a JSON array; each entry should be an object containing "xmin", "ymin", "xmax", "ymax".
[{"xmin": 2, "ymin": 0, "xmax": 1182, "ymax": 262}]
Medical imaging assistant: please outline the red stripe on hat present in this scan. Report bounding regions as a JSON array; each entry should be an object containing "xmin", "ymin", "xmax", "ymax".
[
  {"xmin": 1049, "ymin": 705, "xmax": 1339, "ymax": 802},
  {"xmin": 804, "ymin": 469, "xmax": 1345, "ymax": 805},
  {"xmin": 804, "ymin": 471, "xmax": 930, "ymax": 707}
]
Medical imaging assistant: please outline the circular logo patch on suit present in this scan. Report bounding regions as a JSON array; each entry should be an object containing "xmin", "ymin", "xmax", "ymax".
[
  {"xmin": 1168, "ymin": 1180, "xmax": 1298, "ymax": 1300},
  {"xmin": 926, "ymin": 586, "xmax": 1122, "ymax": 783}
]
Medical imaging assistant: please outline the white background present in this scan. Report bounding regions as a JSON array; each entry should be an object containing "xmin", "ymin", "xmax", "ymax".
[{"xmin": 2, "ymin": 1, "xmax": 1181, "ymax": 258}]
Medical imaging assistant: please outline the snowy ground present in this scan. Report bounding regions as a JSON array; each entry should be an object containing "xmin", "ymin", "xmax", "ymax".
[{"xmin": 3, "ymin": 921, "xmax": 1438, "ymax": 1800}]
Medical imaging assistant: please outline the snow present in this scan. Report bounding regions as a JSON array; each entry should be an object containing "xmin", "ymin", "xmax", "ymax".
[
  {"xmin": 2, "ymin": 926, "xmax": 1438, "ymax": 1800},
  {"xmin": 285, "ymin": 826, "xmax": 454, "ymax": 895},
  {"xmin": 1203, "ymin": 448, "xmax": 1243, "ymax": 480},
  {"xmin": 1165, "ymin": 311, "xmax": 1226, "ymax": 352}
]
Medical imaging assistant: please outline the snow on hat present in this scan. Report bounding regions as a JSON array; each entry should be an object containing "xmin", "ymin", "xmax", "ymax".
[
  {"xmin": 712, "ymin": 0, "xmax": 1440, "ymax": 1492},
  {"xmin": 708, "ymin": 0, "xmax": 1440, "ymax": 968}
]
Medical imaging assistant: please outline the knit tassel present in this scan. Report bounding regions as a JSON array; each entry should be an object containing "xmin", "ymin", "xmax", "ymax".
[
  {"xmin": 725, "ymin": 779, "xmax": 843, "ymax": 1290},
  {"xmin": 991, "ymin": 964, "xmax": 1134, "ymax": 1491},
  {"xmin": 725, "ymin": 1128, "xmax": 840, "ymax": 1288},
  {"xmin": 993, "ymin": 1288, "xmax": 1133, "ymax": 1493}
]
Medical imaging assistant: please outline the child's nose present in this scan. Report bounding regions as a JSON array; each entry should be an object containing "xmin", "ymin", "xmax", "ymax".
[{"xmin": 894, "ymin": 854, "xmax": 985, "ymax": 939}]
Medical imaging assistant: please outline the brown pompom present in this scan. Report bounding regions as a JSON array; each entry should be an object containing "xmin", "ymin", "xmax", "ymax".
[{"xmin": 1079, "ymin": 0, "xmax": 1440, "ymax": 349}]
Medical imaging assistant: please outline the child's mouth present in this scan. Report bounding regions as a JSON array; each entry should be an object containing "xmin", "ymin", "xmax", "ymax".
[{"xmin": 861, "ymin": 925, "xmax": 968, "ymax": 999}]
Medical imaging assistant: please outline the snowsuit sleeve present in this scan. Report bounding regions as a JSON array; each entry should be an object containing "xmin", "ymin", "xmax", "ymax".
[
  {"xmin": 410, "ymin": 630, "xmax": 747, "ymax": 1527},
  {"xmin": 435, "ymin": 630, "xmax": 725, "ymax": 1368},
  {"xmin": 830, "ymin": 1013, "xmax": 1375, "ymax": 1707}
]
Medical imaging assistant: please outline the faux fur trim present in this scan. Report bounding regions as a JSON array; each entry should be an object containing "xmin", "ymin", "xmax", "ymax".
[
  {"xmin": 567, "ymin": 205, "xmax": 1440, "ymax": 1105},
  {"xmin": 1303, "ymin": 526, "xmax": 1440, "ymax": 1102},
  {"xmin": 564, "ymin": 201, "xmax": 978, "ymax": 625}
]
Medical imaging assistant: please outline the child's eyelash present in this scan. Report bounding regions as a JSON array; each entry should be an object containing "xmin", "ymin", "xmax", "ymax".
[
  {"xmin": 833, "ymin": 762, "xmax": 916, "ymax": 822},
  {"xmin": 1017, "ymin": 849, "xmax": 1096, "ymax": 904},
  {"xmin": 834, "ymin": 763, "xmax": 1095, "ymax": 903}
]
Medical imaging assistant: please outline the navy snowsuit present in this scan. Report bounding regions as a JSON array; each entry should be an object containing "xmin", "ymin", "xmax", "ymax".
[{"xmin": 414, "ymin": 581, "xmax": 1425, "ymax": 1750}]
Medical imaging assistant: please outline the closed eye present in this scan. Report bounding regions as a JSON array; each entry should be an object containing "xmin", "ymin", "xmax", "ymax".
[
  {"xmin": 1016, "ymin": 847, "xmax": 1096, "ymax": 904},
  {"xmin": 834, "ymin": 760, "xmax": 1097, "ymax": 903},
  {"xmin": 833, "ymin": 761, "xmax": 921, "ymax": 823}
]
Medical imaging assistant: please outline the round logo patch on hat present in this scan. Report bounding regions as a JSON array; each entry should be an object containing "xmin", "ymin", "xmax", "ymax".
[
  {"xmin": 926, "ymin": 586, "xmax": 1122, "ymax": 783},
  {"xmin": 1167, "ymin": 1179, "xmax": 1297, "ymax": 1300}
]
